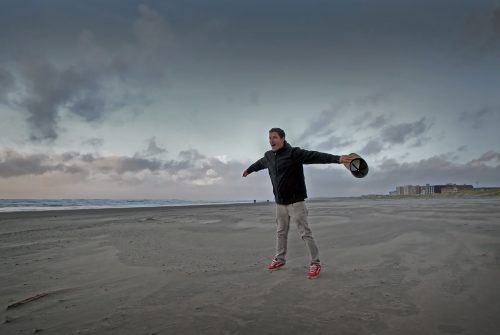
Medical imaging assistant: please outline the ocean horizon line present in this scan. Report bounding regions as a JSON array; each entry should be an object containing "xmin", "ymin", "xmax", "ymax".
[{"xmin": 0, "ymin": 198, "xmax": 259, "ymax": 213}]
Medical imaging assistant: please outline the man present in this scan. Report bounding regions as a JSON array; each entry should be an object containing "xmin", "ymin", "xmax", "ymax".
[{"xmin": 242, "ymin": 128, "xmax": 353, "ymax": 279}]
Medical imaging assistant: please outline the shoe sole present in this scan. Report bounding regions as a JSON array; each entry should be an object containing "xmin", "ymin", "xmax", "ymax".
[
  {"xmin": 308, "ymin": 271, "xmax": 321, "ymax": 279},
  {"xmin": 268, "ymin": 266, "xmax": 285, "ymax": 272}
]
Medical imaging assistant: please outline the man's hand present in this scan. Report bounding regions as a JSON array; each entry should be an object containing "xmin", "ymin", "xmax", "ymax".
[
  {"xmin": 339, "ymin": 155, "xmax": 354, "ymax": 164},
  {"xmin": 242, "ymin": 170, "xmax": 249, "ymax": 177}
]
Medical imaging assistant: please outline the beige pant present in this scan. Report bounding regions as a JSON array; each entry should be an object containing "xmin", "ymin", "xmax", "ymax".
[{"xmin": 275, "ymin": 201, "xmax": 320, "ymax": 264}]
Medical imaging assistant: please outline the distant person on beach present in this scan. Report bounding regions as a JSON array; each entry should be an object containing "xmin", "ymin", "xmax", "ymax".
[{"xmin": 242, "ymin": 127, "xmax": 353, "ymax": 279}]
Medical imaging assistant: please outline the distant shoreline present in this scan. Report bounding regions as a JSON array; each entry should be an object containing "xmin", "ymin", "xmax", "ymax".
[
  {"xmin": 361, "ymin": 188, "xmax": 500, "ymax": 199},
  {"xmin": 1, "ymin": 190, "xmax": 499, "ymax": 215}
]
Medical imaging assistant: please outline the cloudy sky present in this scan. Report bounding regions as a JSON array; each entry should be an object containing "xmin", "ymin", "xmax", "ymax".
[{"xmin": 1, "ymin": 0, "xmax": 500, "ymax": 200}]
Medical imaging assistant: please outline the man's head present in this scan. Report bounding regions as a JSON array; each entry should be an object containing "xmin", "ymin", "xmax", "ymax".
[{"xmin": 269, "ymin": 128, "xmax": 285, "ymax": 152}]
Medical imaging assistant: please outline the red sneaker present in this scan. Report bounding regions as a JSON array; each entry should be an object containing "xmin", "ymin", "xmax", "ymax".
[
  {"xmin": 308, "ymin": 263, "xmax": 321, "ymax": 279},
  {"xmin": 268, "ymin": 258, "xmax": 285, "ymax": 271}
]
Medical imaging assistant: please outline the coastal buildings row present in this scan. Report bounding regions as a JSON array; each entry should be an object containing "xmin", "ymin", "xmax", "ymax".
[{"xmin": 389, "ymin": 183, "xmax": 473, "ymax": 196}]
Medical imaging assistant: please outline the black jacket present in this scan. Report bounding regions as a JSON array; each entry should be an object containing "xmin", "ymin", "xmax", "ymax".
[{"xmin": 246, "ymin": 142, "xmax": 340, "ymax": 205}]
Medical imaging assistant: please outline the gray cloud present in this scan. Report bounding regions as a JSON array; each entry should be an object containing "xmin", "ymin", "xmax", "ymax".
[
  {"xmin": 459, "ymin": 107, "xmax": 500, "ymax": 129},
  {"xmin": 2, "ymin": 145, "xmax": 500, "ymax": 198},
  {"xmin": 462, "ymin": 6, "xmax": 500, "ymax": 54},
  {"xmin": 81, "ymin": 137, "xmax": 104, "ymax": 148},
  {"xmin": 69, "ymin": 95, "xmax": 107, "ymax": 122},
  {"xmin": 352, "ymin": 111, "xmax": 392, "ymax": 130},
  {"xmin": 483, "ymin": 7, "xmax": 500, "ymax": 51},
  {"xmin": 0, "ymin": 148, "xmax": 61, "ymax": 177},
  {"xmin": 381, "ymin": 117, "xmax": 433, "ymax": 145},
  {"xmin": 6, "ymin": 5, "xmax": 173, "ymax": 142},
  {"xmin": 361, "ymin": 139, "xmax": 384, "ymax": 155},
  {"xmin": 16, "ymin": 59, "xmax": 106, "ymax": 141},
  {"xmin": 351, "ymin": 117, "xmax": 433, "ymax": 156},
  {"xmin": 133, "ymin": 4, "xmax": 174, "ymax": 51},
  {"xmin": 0, "ymin": 67, "xmax": 15, "ymax": 101},
  {"xmin": 0, "ymin": 147, "xmax": 241, "ymax": 188},
  {"xmin": 367, "ymin": 114, "xmax": 391, "ymax": 129},
  {"xmin": 61, "ymin": 152, "xmax": 80, "ymax": 162},
  {"xmin": 178, "ymin": 149, "xmax": 206, "ymax": 162},
  {"xmin": 298, "ymin": 96, "xmax": 392, "ymax": 150},
  {"xmin": 314, "ymin": 134, "xmax": 351, "ymax": 151},
  {"xmin": 305, "ymin": 150, "xmax": 500, "ymax": 197},
  {"xmin": 135, "ymin": 137, "xmax": 167, "ymax": 158},
  {"xmin": 114, "ymin": 157, "xmax": 163, "ymax": 174},
  {"xmin": 468, "ymin": 150, "xmax": 500, "ymax": 166},
  {"xmin": 297, "ymin": 103, "xmax": 345, "ymax": 144}
]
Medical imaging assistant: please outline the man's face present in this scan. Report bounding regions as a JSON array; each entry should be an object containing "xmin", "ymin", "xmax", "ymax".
[{"xmin": 269, "ymin": 132, "xmax": 285, "ymax": 152}]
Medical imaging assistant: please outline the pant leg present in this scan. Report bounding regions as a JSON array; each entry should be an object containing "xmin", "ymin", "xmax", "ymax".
[
  {"xmin": 290, "ymin": 201, "xmax": 320, "ymax": 264},
  {"xmin": 275, "ymin": 204, "xmax": 290, "ymax": 262}
]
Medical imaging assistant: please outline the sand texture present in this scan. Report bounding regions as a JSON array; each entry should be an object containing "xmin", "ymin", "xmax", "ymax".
[{"xmin": 1, "ymin": 197, "xmax": 500, "ymax": 335}]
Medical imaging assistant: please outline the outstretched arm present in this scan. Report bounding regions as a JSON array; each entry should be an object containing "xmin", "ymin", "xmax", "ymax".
[
  {"xmin": 242, "ymin": 157, "xmax": 267, "ymax": 177},
  {"xmin": 293, "ymin": 148, "xmax": 353, "ymax": 165}
]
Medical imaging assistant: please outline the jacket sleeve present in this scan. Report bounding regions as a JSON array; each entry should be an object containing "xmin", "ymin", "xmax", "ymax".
[
  {"xmin": 246, "ymin": 157, "xmax": 268, "ymax": 173},
  {"xmin": 292, "ymin": 147, "xmax": 340, "ymax": 164}
]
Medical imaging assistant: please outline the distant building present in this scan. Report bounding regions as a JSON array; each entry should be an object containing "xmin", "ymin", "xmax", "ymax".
[
  {"xmin": 421, "ymin": 184, "xmax": 434, "ymax": 195},
  {"xmin": 439, "ymin": 183, "xmax": 473, "ymax": 193},
  {"xmin": 390, "ymin": 183, "xmax": 473, "ymax": 195},
  {"xmin": 397, "ymin": 185, "xmax": 421, "ymax": 195},
  {"xmin": 391, "ymin": 184, "xmax": 421, "ymax": 195}
]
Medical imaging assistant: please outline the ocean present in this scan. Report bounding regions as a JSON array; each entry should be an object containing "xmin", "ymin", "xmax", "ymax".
[{"xmin": 0, "ymin": 199, "xmax": 251, "ymax": 212}]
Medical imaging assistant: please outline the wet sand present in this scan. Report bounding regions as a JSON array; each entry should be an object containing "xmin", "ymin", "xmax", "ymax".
[{"xmin": 1, "ymin": 197, "xmax": 500, "ymax": 335}]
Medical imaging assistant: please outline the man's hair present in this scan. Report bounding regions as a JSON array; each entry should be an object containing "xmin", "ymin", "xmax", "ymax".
[{"xmin": 269, "ymin": 128, "xmax": 285, "ymax": 138}]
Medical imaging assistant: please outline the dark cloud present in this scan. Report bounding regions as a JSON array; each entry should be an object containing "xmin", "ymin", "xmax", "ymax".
[
  {"xmin": 0, "ymin": 147, "xmax": 242, "ymax": 188},
  {"xmin": 468, "ymin": 150, "xmax": 500, "ymax": 166},
  {"xmin": 0, "ymin": 148, "xmax": 61, "ymax": 177},
  {"xmin": 351, "ymin": 111, "xmax": 392, "ymax": 130},
  {"xmin": 297, "ymin": 103, "xmax": 345, "ymax": 143},
  {"xmin": 5, "ymin": 5, "xmax": 173, "ymax": 142},
  {"xmin": 459, "ymin": 106, "xmax": 500, "ymax": 129},
  {"xmin": 305, "ymin": 150, "xmax": 500, "ymax": 197},
  {"xmin": 15, "ymin": 58, "xmax": 105, "ymax": 141},
  {"xmin": 69, "ymin": 95, "xmax": 107, "ymax": 122},
  {"xmin": 457, "ymin": 145, "xmax": 468, "ymax": 152},
  {"xmin": 114, "ymin": 157, "xmax": 163, "ymax": 174},
  {"xmin": 133, "ymin": 4, "xmax": 174, "ymax": 51},
  {"xmin": 135, "ymin": 137, "xmax": 167, "ymax": 158},
  {"xmin": 298, "ymin": 96, "xmax": 392, "ymax": 150},
  {"xmin": 375, "ymin": 153, "xmax": 500, "ymax": 187},
  {"xmin": 361, "ymin": 139, "xmax": 384, "ymax": 155},
  {"xmin": 81, "ymin": 154, "xmax": 96, "ymax": 163},
  {"xmin": 462, "ymin": 6, "xmax": 500, "ymax": 54},
  {"xmin": 381, "ymin": 117, "xmax": 433, "ymax": 145},
  {"xmin": 367, "ymin": 114, "xmax": 391, "ymax": 129},
  {"xmin": 350, "ymin": 116, "xmax": 433, "ymax": 157},
  {"xmin": 61, "ymin": 152, "xmax": 80, "ymax": 162},
  {"xmin": 81, "ymin": 137, "xmax": 104, "ymax": 148},
  {"xmin": 483, "ymin": 7, "xmax": 500, "ymax": 51},
  {"xmin": 2, "ymin": 145, "xmax": 500, "ymax": 197},
  {"xmin": 0, "ymin": 67, "xmax": 15, "ymax": 101},
  {"xmin": 314, "ymin": 134, "xmax": 351, "ymax": 151},
  {"xmin": 178, "ymin": 149, "xmax": 206, "ymax": 162}
]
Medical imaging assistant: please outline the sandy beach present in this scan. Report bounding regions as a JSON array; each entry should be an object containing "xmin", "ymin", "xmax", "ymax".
[{"xmin": 1, "ymin": 197, "xmax": 500, "ymax": 335}]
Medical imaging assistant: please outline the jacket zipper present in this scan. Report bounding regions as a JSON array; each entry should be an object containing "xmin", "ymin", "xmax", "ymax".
[{"xmin": 274, "ymin": 152, "xmax": 279, "ymax": 201}]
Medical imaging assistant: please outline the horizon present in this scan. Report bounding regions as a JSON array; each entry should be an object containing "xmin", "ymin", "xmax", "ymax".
[{"xmin": 2, "ymin": 181, "xmax": 499, "ymax": 201}]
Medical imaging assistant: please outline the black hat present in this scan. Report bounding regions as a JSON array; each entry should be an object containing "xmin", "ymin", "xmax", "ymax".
[{"xmin": 343, "ymin": 153, "xmax": 369, "ymax": 178}]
